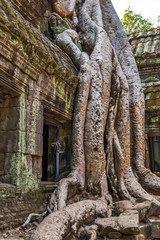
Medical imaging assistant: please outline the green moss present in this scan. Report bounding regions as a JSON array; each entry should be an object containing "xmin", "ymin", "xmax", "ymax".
[
  {"xmin": 58, "ymin": 81, "xmax": 65, "ymax": 97},
  {"xmin": 2, "ymin": 93, "xmax": 40, "ymax": 192},
  {"xmin": 9, "ymin": 38, "xmax": 19, "ymax": 46},
  {"xmin": 19, "ymin": 93, "xmax": 26, "ymax": 130},
  {"xmin": 136, "ymin": 57, "xmax": 160, "ymax": 66},
  {"xmin": 53, "ymin": 76, "xmax": 59, "ymax": 97},
  {"xmin": 74, "ymin": 39, "xmax": 82, "ymax": 51},
  {"xmin": 30, "ymin": 99, "xmax": 37, "ymax": 155},
  {"xmin": 146, "ymin": 99, "xmax": 160, "ymax": 108},
  {"xmin": 65, "ymin": 90, "xmax": 72, "ymax": 110},
  {"xmin": 53, "ymin": 14, "xmax": 72, "ymax": 38},
  {"xmin": 150, "ymin": 115, "xmax": 160, "ymax": 123},
  {"xmin": 6, "ymin": 50, "xmax": 11, "ymax": 59},
  {"xmin": 0, "ymin": 28, "xmax": 5, "ymax": 37},
  {"xmin": 20, "ymin": 43, "xmax": 29, "ymax": 58},
  {"xmin": 53, "ymin": 75, "xmax": 58, "ymax": 96},
  {"xmin": 3, "ymin": 153, "xmax": 40, "ymax": 192},
  {"xmin": 0, "ymin": 0, "xmax": 16, "ymax": 19},
  {"xmin": 142, "ymin": 76, "xmax": 160, "ymax": 83},
  {"xmin": 0, "ymin": 0, "xmax": 78, "ymax": 88}
]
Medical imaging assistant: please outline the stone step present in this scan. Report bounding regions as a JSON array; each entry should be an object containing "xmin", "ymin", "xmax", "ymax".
[
  {"xmin": 118, "ymin": 210, "xmax": 139, "ymax": 235},
  {"xmin": 150, "ymin": 220, "xmax": 160, "ymax": 239},
  {"xmin": 95, "ymin": 210, "xmax": 140, "ymax": 238},
  {"xmin": 95, "ymin": 217, "xmax": 120, "ymax": 236}
]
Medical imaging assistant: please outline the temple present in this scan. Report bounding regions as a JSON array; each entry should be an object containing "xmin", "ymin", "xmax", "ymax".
[{"xmin": 0, "ymin": 0, "xmax": 160, "ymax": 230}]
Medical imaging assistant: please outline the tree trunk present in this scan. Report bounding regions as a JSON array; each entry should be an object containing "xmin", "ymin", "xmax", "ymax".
[
  {"xmin": 100, "ymin": 0, "xmax": 160, "ymax": 194},
  {"xmin": 32, "ymin": 0, "xmax": 160, "ymax": 239}
]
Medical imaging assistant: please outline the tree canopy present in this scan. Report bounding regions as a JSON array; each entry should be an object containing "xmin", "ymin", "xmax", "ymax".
[{"xmin": 121, "ymin": 6, "xmax": 153, "ymax": 34}]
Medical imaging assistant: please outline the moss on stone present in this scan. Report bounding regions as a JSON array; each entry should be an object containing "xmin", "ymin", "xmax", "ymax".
[
  {"xmin": 144, "ymin": 85, "xmax": 160, "ymax": 94},
  {"xmin": 136, "ymin": 57, "xmax": 160, "ymax": 66},
  {"xmin": 30, "ymin": 99, "xmax": 37, "ymax": 155},
  {"xmin": 142, "ymin": 76, "xmax": 160, "ymax": 83},
  {"xmin": 146, "ymin": 99, "xmax": 160, "ymax": 108},
  {"xmin": 3, "ymin": 153, "xmax": 40, "ymax": 192},
  {"xmin": 2, "ymin": 93, "xmax": 40, "ymax": 192}
]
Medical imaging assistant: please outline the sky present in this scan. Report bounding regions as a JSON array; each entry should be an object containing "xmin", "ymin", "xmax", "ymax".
[{"xmin": 111, "ymin": 0, "xmax": 160, "ymax": 27}]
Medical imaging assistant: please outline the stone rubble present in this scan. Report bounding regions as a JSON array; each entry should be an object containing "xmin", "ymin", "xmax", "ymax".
[
  {"xmin": 118, "ymin": 210, "xmax": 139, "ymax": 235},
  {"xmin": 95, "ymin": 202, "xmax": 160, "ymax": 240}
]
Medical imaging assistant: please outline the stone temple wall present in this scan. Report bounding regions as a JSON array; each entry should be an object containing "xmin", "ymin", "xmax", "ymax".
[
  {"xmin": 0, "ymin": 0, "xmax": 78, "ymax": 190},
  {"xmin": 0, "ymin": 0, "xmax": 78, "ymax": 230},
  {"xmin": 129, "ymin": 27, "xmax": 160, "ymax": 169}
]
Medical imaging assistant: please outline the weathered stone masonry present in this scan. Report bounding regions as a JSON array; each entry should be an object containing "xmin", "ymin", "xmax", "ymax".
[
  {"xmin": 0, "ymin": 0, "xmax": 78, "ymax": 230},
  {"xmin": 129, "ymin": 28, "xmax": 160, "ymax": 172},
  {"xmin": 0, "ymin": 0, "xmax": 78, "ymax": 186}
]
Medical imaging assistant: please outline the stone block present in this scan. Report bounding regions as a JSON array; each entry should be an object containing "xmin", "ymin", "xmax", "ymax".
[
  {"xmin": 36, "ymin": 104, "xmax": 43, "ymax": 135},
  {"xmin": 133, "ymin": 201, "xmax": 151, "ymax": 222},
  {"xmin": 0, "ymin": 96, "xmax": 19, "ymax": 108},
  {"xmin": 139, "ymin": 223, "xmax": 151, "ymax": 239},
  {"xmin": 32, "ymin": 155, "xmax": 42, "ymax": 179},
  {"xmin": 0, "ymin": 130, "xmax": 19, "ymax": 153},
  {"xmin": 151, "ymin": 220, "xmax": 160, "ymax": 238},
  {"xmin": 34, "ymin": 133, "xmax": 43, "ymax": 156},
  {"xmin": 106, "ymin": 235, "xmax": 141, "ymax": 240},
  {"xmin": 4, "ymin": 153, "xmax": 13, "ymax": 173},
  {"xmin": 0, "ymin": 107, "xmax": 20, "ymax": 130},
  {"xmin": 25, "ymin": 154, "xmax": 33, "ymax": 170},
  {"xmin": 138, "ymin": 234, "xmax": 146, "ymax": 240},
  {"xmin": 27, "ymin": 132, "xmax": 43, "ymax": 156},
  {"xmin": 0, "ymin": 153, "xmax": 5, "ymax": 171},
  {"xmin": 108, "ymin": 231, "xmax": 122, "ymax": 238},
  {"xmin": 26, "ymin": 98, "xmax": 43, "ymax": 134},
  {"xmin": 118, "ymin": 210, "xmax": 140, "ymax": 235},
  {"xmin": 18, "ymin": 131, "xmax": 27, "ymax": 153},
  {"xmin": 114, "ymin": 200, "xmax": 134, "ymax": 215},
  {"xmin": 95, "ymin": 217, "xmax": 120, "ymax": 236}
]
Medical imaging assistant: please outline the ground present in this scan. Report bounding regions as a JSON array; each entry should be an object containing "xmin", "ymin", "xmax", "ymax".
[{"xmin": 0, "ymin": 225, "xmax": 35, "ymax": 240}]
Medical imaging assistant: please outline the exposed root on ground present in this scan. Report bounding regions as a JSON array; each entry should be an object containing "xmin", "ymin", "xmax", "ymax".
[{"xmin": 33, "ymin": 200, "xmax": 108, "ymax": 240}]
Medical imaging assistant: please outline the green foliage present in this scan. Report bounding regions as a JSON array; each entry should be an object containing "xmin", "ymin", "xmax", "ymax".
[
  {"xmin": 158, "ymin": 15, "xmax": 160, "ymax": 25},
  {"xmin": 121, "ymin": 6, "xmax": 153, "ymax": 34}
]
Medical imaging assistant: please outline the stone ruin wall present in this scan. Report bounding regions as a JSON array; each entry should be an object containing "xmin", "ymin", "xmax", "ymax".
[
  {"xmin": 0, "ymin": 0, "xmax": 78, "ymax": 189},
  {"xmin": 129, "ymin": 28, "xmax": 160, "ymax": 169},
  {"xmin": 0, "ymin": 0, "xmax": 78, "ymax": 230}
]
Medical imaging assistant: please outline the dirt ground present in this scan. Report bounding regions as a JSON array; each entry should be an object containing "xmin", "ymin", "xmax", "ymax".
[{"xmin": 0, "ymin": 225, "xmax": 36, "ymax": 240}]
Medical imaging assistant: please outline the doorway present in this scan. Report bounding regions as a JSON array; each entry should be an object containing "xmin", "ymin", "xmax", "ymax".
[
  {"xmin": 149, "ymin": 136, "xmax": 160, "ymax": 172},
  {"xmin": 42, "ymin": 123, "xmax": 71, "ymax": 182}
]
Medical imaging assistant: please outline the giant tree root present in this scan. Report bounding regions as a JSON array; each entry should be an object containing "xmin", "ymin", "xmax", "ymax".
[
  {"xmin": 100, "ymin": 0, "xmax": 160, "ymax": 194},
  {"xmin": 33, "ymin": 200, "xmax": 109, "ymax": 240},
  {"xmin": 23, "ymin": 0, "xmax": 160, "ymax": 235},
  {"xmin": 45, "ymin": 0, "xmax": 160, "ymax": 215}
]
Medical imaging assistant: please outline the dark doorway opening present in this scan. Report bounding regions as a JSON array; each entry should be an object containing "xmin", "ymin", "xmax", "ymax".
[
  {"xmin": 149, "ymin": 136, "xmax": 160, "ymax": 172},
  {"xmin": 42, "ymin": 123, "xmax": 71, "ymax": 182}
]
